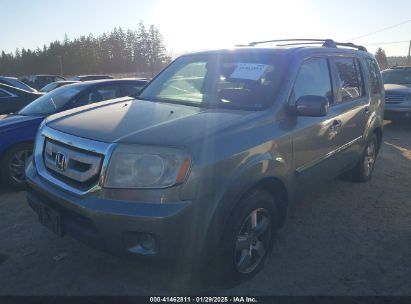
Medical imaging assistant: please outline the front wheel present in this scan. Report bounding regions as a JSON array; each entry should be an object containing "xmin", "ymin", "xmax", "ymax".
[
  {"xmin": 0, "ymin": 143, "xmax": 33, "ymax": 189},
  {"xmin": 215, "ymin": 189, "xmax": 278, "ymax": 285}
]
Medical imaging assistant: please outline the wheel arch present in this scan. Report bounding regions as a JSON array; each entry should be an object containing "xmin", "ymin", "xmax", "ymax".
[
  {"xmin": 0, "ymin": 140, "xmax": 35, "ymax": 160},
  {"xmin": 373, "ymin": 126, "xmax": 383, "ymax": 152}
]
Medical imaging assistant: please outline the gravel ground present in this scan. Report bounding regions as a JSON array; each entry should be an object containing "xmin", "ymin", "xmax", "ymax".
[{"xmin": 0, "ymin": 120, "xmax": 410, "ymax": 296}]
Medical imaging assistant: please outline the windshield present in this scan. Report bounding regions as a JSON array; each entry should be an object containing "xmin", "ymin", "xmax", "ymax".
[
  {"xmin": 382, "ymin": 70, "xmax": 411, "ymax": 85},
  {"xmin": 139, "ymin": 53, "xmax": 288, "ymax": 110},
  {"xmin": 19, "ymin": 85, "xmax": 82, "ymax": 116}
]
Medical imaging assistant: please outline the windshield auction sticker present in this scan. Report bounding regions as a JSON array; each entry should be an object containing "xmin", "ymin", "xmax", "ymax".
[{"xmin": 230, "ymin": 63, "xmax": 269, "ymax": 80}]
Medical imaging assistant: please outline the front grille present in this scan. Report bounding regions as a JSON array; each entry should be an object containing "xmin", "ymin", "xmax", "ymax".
[
  {"xmin": 385, "ymin": 94, "xmax": 405, "ymax": 103},
  {"xmin": 43, "ymin": 138, "xmax": 103, "ymax": 189}
]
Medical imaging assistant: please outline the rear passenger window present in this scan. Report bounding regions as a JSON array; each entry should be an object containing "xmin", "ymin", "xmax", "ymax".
[
  {"xmin": 333, "ymin": 57, "xmax": 364, "ymax": 103},
  {"xmin": 367, "ymin": 58, "xmax": 382, "ymax": 94},
  {"xmin": 293, "ymin": 58, "xmax": 333, "ymax": 104}
]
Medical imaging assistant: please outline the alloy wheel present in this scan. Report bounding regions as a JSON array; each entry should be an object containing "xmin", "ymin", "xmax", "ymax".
[
  {"xmin": 363, "ymin": 140, "xmax": 376, "ymax": 177},
  {"xmin": 234, "ymin": 208, "xmax": 272, "ymax": 274}
]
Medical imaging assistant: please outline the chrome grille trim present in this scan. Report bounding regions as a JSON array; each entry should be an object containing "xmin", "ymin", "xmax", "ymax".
[
  {"xmin": 34, "ymin": 126, "xmax": 117, "ymax": 196},
  {"xmin": 44, "ymin": 140, "xmax": 102, "ymax": 182}
]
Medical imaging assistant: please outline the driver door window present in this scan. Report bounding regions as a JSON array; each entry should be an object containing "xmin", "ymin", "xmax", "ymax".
[{"xmin": 293, "ymin": 57, "xmax": 333, "ymax": 104}]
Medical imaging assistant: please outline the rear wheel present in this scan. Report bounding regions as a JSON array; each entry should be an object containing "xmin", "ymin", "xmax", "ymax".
[
  {"xmin": 0, "ymin": 143, "xmax": 33, "ymax": 189},
  {"xmin": 345, "ymin": 134, "xmax": 378, "ymax": 183}
]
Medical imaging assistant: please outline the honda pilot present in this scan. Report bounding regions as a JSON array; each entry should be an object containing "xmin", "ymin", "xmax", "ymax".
[{"xmin": 25, "ymin": 39, "xmax": 384, "ymax": 283}]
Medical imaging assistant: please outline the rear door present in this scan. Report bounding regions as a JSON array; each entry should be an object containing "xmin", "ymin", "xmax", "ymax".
[{"xmin": 329, "ymin": 56, "xmax": 369, "ymax": 167}]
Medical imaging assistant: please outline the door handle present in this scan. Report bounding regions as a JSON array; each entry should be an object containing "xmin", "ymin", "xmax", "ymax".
[
  {"xmin": 364, "ymin": 107, "xmax": 370, "ymax": 115},
  {"xmin": 330, "ymin": 119, "xmax": 342, "ymax": 130}
]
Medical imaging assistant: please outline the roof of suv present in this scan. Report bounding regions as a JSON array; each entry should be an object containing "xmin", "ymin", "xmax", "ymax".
[{"xmin": 185, "ymin": 39, "xmax": 373, "ymax": 58}]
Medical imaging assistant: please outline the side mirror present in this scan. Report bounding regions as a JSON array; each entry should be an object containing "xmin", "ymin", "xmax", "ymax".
[{"xmin": 295, "ymin": 95, "xmax": 329, "ymax": 117}]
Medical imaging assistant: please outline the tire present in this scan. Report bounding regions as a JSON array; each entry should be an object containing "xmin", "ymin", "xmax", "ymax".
[
  {"xmin": 0, "ymin": 143, "xmax": 33, "ymax": 190},
  {"xmin": 345, "ymin": 134, "xmax": 378, "ymax": 183},
  {"xmin": 214, "ymin": 189, "xmax": 278, "ymax": 286}
]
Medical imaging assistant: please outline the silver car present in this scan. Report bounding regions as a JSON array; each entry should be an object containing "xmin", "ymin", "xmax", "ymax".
[{"xmin": 382, "ymin": 67, "xmax": 411, "ymax": 120}]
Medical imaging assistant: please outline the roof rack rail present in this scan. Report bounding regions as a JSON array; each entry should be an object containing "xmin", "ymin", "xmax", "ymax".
[{"xmin": 247, "ymin": 39, "xmax": 367, "ymax": 51}]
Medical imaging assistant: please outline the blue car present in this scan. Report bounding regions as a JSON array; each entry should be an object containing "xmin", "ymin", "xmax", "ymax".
[{"xmin": 0, "ymin": 78, "xmax": 149, "ymax": 188}]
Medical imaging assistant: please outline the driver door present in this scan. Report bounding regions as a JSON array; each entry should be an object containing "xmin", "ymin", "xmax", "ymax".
[{"xmin": 291, "ymin": 57, "xmax": 346, "ymax": 189}]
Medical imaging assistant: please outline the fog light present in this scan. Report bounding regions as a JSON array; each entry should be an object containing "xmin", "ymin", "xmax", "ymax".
[
  {"xmin": 140, "ymin": 233, "xmax": 155, "ymax": 251},
  {"xmin": 125, "ymin": 232, "xmax": 157, "ymax": 256}
]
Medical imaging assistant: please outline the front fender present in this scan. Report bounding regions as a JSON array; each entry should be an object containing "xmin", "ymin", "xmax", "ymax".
[{"xmin": 190, "ymin": 141, "xmax": 293, "ymax": 261}]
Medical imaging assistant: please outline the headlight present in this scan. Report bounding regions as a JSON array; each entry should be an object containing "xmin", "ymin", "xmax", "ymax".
[{"xmin": 104, "ymin": 145, "xmax": 191, "ymax": 189}]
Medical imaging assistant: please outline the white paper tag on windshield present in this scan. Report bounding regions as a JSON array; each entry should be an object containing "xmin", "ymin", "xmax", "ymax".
[{"xmin": 230, "ymin": 63, "xmax": 269, "ymax": 81}]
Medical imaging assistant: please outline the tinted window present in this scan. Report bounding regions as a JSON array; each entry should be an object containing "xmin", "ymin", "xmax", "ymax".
[
  {"xmin": 122, "ymin": 84, "xmax": 146, "ymax": 96},
  {"xmin": 293, "ymin": 58, "xmax": 333, "ymax": 104},
  {"xmin": 4, "ymin": 78, "xmax": 35, "ymax": 92},
  {"xmin": 367, "ymin": 59, "xmax": 383, "ymax": 94},
  {"xmin": 0, "ymin": 89, "xmax": 11, "ymax": 98},
  {"xmin": 40, "ymin": 82, "xmax": 59, "ymax": 92},
  {"xmin": 333, "ymin": 57, "xmax": 364, "ymax": 103},
  {"xmin": 77, "ymin": 85, "xmax": 122, "ymax": 105}
]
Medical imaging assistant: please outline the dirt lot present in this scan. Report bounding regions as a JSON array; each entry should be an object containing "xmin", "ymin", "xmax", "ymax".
[{"xmin": 1, "ymin": 121, "xmax": 410, "ymax": 296}]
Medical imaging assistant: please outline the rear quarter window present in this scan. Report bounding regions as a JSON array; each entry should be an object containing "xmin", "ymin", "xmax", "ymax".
[{"xmin": 366, "ymin": 58, "xmax": 383, "ymax": 94}]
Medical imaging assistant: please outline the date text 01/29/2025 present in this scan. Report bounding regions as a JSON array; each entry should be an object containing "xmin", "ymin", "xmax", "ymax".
[{"xmin": 149, "ymin": 296, "xmax": 258, "ymax": 303}]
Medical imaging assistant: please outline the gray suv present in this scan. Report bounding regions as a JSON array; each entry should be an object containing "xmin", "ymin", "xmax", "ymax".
[{"xmin": 26, "ymin": 39, "xmax": 384, "ymax": 283}]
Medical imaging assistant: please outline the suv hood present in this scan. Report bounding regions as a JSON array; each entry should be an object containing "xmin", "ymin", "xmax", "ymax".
[
  {"xmin": 384, "ymin": 83, "xmax": 411, "ymax": 94},
  {"xmin": 46, "ymin": 99, "xmax": 252, "ymax": 145}
]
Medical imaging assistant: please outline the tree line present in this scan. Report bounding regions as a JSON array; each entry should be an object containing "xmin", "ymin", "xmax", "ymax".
[
  {"xmin": 0, "ymin": 21, "xmax": 171, "ymax": 77},
  {"xmin": 375, "ymin": 47, "xmax": 411, "ymax": 69}
]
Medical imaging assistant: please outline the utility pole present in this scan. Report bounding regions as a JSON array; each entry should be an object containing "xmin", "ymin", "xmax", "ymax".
[
  {"xmin": 408, "ymin": 40, "xmax": 411, "ymax": 64},
  {"xmin": 57, "ymin": 55, "xmax": 63, "ymax": 75}
]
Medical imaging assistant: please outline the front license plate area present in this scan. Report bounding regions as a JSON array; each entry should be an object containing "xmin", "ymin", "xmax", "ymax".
[{"xmin": 39, "ymin": 203, "xmax": 64, "ymax": 237}]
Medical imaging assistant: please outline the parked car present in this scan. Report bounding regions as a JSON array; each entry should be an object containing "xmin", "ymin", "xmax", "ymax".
[
  {"xmin": 381, "ymin": 66, "xmax": 411, "ymax": 120},
  {"xmin": 0, "ymin": 78, "xmax": 149, "ymax": 188},
  {"xmin": 0, "ymin": 76, "xmax": 37, "ymax": 92},
  {"xmin": 40, "ymin": 81, "xmax": 80, "ymax": 93},
  {"xmin": 25, "ymin": 39, "xmax": 384, "ymax": 284},
  {"xmin": 71, "ymin": 75, "xmax": 113, "ymax": 81},
  {"xmin": 0, "ymin": 83, "xmax": 43, "ymax": 114},
  {"xmin": 21, "ymin": 75, "xmax": 66, "ymax": 90}
]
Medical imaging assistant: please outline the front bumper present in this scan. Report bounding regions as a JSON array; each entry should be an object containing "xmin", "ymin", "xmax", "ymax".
[
  {"xmin": 25, "ymin": 161, "xmax": 195, "ymax": 259},
  {"xmin": 384, "ymin": 103, "xmax": 411, "ymax": 119}
]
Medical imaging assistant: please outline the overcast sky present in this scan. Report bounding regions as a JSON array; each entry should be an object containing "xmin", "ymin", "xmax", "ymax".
[{"xmin": 1, "ymin": 0, "xmax": 411, "ymax": 57}]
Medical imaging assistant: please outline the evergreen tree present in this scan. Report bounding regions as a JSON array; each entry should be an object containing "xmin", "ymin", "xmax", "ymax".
[
  {"xmin": 375, "ymin": 48, "xmax": 389, "ymax": 70},
  {"xmin": 0, "ymin": 21, "xmax": 170, "ymax": 77}
]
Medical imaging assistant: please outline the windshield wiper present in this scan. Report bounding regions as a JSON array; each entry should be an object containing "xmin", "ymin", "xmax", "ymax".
[{"xmin": 138, "ymin": 97, "xmax": 206, "ymax": 108}]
